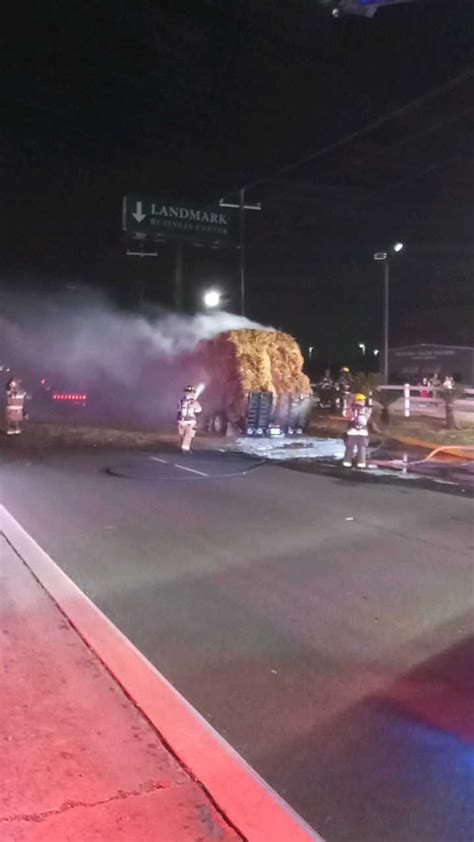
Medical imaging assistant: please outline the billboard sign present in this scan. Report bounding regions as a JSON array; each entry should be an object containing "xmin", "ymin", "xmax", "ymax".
[
  {"xmin": 122, "ymin": 194, "xmax": 234, "ymax": 246},
  {"xmin": 390, "ymin": 345, "xmax": 474, "ymax": 384}
]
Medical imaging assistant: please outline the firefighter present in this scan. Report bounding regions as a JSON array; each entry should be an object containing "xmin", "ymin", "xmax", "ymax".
[
  {"xmin": 5, "ymin": 378, "xmax": 27, "ymax": 435},
  {"xmin": 177, "ymin": 385, "xmax": 202, "ymax": 453},
  {"xmin": 335, "ymin": 367, "xmax": 353, "ymax": 417},
  {"xmin": 317, "ymin": 369, "xmax": 334, "ymax": 410},
  {"xmin": 343, "ymin": 392, "xmax": 371, "ymax": 469}
]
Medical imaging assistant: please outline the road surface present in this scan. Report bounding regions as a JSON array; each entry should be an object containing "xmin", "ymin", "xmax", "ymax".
[{"xmin": 1, "ymin": 444, "xmax": 473, "ymax": 842}]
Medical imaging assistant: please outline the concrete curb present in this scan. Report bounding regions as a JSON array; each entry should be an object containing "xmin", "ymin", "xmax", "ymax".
[
  {"xmin": 0, "ymin": 505, "xmax": 324, "ymax": 842},
  {"xmin": 391, "ymin": 435, "xmax": 474, "ymax": 461}
]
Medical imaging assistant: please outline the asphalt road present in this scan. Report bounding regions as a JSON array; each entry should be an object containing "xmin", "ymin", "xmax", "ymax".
[{"xmin": 1, "ymin": 444, "xmax": 473, "ymax": 842}]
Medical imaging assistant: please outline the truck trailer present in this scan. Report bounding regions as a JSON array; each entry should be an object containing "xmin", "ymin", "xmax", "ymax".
[{"xmin": 189, "ymin": 328, "xmax": 313, "ymax": 435}]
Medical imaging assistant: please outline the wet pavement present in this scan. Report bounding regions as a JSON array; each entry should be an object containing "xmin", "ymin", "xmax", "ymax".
[
  {"xmin": 283, "ymin": 438, "xmax": 474, "ymax": 497},
  {"xmin": 105, "ymin": 449, "xmax": 264, "ymax": 480}
]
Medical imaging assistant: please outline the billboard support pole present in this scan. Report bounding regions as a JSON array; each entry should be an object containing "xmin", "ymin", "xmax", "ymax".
[{"xmin": 174, "ymin": 242, "xmax": 184, "ymax": 311}]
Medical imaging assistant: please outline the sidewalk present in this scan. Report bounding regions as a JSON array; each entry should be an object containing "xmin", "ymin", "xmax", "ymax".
[
  {"xmin": 0, "ymin": 509, "xmax": 322, "ymax": 842},
  {"xmin": 0, "ymin": 536, "xmax": 241, "ymax": 842}
]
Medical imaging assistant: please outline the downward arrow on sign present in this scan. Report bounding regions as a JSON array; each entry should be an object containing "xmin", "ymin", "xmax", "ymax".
[{"xmin": 132, "ymin": 201, "xmax": 146, "ymax": 223}]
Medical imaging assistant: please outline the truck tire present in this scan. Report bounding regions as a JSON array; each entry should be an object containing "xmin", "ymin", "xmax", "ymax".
[{"xmin": 212, "ymin": 412, "xmax": 227, "ymax": 435}]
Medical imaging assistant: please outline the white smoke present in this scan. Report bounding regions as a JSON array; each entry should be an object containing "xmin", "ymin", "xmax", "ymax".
[
  {"xmin": 139, "ymin": 309, "xmax": 270, "ymax": 357},
  {"xmin": 0, "ymin": 288, "xmax": 272, "ymax": 424},
  {"xmin": 0, "ymin": 289, "xmax": 269, "ymax": 377}
]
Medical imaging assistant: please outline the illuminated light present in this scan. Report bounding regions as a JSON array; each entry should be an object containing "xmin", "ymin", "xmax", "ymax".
[
  {"xmin": 40, "ymin": 378, "xmax": 46, "ymax": 385},
  {"xmin": 51, "ymin": 391, "xmax": 87, "ymax": 402},
  {"xmin": 203, "ymin": 289, "xmax": 221, "ymax": 308},
  {"xmin": 393, "ymin": 242, "xmax": 404, "ymax": 253}
]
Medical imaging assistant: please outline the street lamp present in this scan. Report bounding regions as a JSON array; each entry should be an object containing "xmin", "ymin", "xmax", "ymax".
[
  {"xmin": 358, "ymin": 342, "xmax": 366, "ymax": 356},
  {"xmin": 373, "ymin": 243, "xmax": 404, "ymax": 383},
  {"xmin": 203, "ymin": 289, "xmax": 221, "ymax": 309}
]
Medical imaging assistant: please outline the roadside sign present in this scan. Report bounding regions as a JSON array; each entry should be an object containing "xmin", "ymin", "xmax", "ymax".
[{"xmin": 122, "ymin": 194, "xmax": 235, "ymax": 246}]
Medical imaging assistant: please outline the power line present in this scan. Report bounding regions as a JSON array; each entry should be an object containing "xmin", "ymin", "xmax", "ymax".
[{"xmin": 224, "ymin": 65, "xmax": 474, "ymax": 198}]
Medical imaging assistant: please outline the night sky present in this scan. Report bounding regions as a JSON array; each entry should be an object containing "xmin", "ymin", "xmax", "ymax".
[{"xmin": 2, "ymin": 0, "xmax": 474, "ymax": 366}]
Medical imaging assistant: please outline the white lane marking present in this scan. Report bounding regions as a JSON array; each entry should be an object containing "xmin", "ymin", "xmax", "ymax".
[
  {"xmin": 174, "ymin": 463, "xmax": 208, "ymax": 477},
  {"xmin": 150, "ymin": 457, "xmax": 168, "ymax": 464}
]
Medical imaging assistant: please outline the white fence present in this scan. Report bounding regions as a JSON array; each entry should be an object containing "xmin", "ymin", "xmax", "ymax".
[{"xmin": 377, "ymin": 384, "xmax": 474, "ymax": 418}]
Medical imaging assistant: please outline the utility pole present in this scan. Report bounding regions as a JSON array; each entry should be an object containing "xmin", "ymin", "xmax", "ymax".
[
  {"xmin": 220, "ymin": 193, "xmax": 261, "ymax": 317},
  {"xmin": 239, "ymin": 188, "xmax": 246, "ymax": 317}
]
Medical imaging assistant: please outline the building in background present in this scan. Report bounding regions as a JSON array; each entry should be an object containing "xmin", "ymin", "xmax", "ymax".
[{"xmin": 390, "ymin": 344, "xmax": 474, "ymax": 385}]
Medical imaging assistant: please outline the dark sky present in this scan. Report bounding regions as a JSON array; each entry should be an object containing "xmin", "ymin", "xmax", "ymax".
[{"xmin": 2, "ymin": 0, "xmax": 474, "ymax": 364}]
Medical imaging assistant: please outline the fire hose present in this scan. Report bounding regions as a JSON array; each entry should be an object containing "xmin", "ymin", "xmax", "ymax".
[{"xmin": 369, "ymin": 444, "xmax": 474, "ymax": 471}]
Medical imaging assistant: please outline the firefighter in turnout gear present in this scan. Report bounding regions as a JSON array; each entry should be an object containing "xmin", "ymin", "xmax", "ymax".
[
  {"xmin": 177, "ymin": 385, "xmax": 202, "ymax": 453},
  {"xmin": 343, "ymin": 393, "xmax": 371, "ymax": 469},
  {"xmin": 5, "ymin": 378, "xmax": 27, "ymax": 435},
  {"xmin": 317, "ymin": 369, "xmax": 334, "ymax": 410},
  {"xmin": 335, "ymin": 367, "xmax": 353, "ymax": 417}
]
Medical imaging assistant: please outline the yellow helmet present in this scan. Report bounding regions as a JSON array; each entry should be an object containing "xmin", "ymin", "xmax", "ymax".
[
  {"xmin": 355, "ymin": 393, "xmax": 366, "ymax": 402},
  {"xmin": 341, "ymin": 367, "xmax": 350, "ymax": 373}
]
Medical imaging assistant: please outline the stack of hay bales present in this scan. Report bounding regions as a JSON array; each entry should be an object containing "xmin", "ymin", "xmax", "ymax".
[{"xmin": 199, "ymin": 329, "xmax": 311, "ymax": 424}]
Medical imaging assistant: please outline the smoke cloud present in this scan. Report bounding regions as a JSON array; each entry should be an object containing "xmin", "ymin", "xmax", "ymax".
[{"xmin": 0, "ymin": 288, "xmax": 271, "ymax": 425}]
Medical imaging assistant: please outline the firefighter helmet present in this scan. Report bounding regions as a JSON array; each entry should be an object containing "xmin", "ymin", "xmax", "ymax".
[
  {"xmin": 184, "ymin": 385, "xmax": 196, "ymax": 394},
  {"xmin": 341, "ymin": 367, "xmax": 350, "ymax": 373},
  {"xmin": 354, "ymin": 393, "xmax": 366, "ymax": 402}
]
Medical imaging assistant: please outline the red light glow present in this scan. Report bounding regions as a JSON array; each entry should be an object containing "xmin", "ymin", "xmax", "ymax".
[{"xmin": 52, "ymin": 393, "xmax": 87, "ymax": 402}]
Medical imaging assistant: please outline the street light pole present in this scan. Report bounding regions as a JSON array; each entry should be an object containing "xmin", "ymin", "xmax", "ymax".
[
  {"xmin": 383, "ymin": 258, "xmax": 389, "ymax": 384},
  {"xmin": 374, "ymin": 242, "xmax": 403, "ymax": 383}
]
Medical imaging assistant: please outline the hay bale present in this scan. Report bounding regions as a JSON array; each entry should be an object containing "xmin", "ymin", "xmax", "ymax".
[{"xmin": 199, "ymin": 329, "xmax": 311, "ymax": 423}]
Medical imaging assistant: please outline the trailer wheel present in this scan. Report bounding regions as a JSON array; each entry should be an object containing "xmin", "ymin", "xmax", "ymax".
[{"xmin": 212, "ymin": 412, "xmax": 227, "ymax": 435}]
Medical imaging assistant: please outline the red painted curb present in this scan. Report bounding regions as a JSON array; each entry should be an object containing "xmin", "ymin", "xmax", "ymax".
[{"xmin": 0, "ymin": 505, "xmax": 324, "ymax": 842}]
